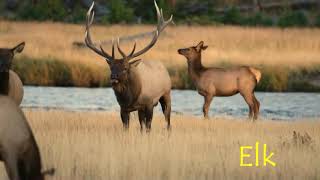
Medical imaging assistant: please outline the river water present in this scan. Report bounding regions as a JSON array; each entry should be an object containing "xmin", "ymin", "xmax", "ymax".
[{"xmin": 22, "ymin": 86, "xmax": 320, "ymax": 120}]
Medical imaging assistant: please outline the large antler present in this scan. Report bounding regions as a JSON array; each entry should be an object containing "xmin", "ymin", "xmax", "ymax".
[
  {"xmin": 85, "ymin": 1, "xmax": 173, "ymax": 62},
  {"xmin": 85, "ymin": 2, "xmax": 114, "ymax": 61},
  {"xmin": 117, "ymin": 0, "xmax": 173, "ymax": 61}
]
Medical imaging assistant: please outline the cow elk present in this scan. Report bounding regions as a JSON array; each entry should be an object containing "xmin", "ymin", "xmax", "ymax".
[
  {"xmin": 0, "ymin": 43, "xmax": 55, "ymax": 180},
  {"xmin": 85, "ymin": 1, "xmax": 173, "ymax": 131},
  {"xmin": 178, "ymin": 41, "xmax": 261, "ymax": 120},
  {"xmin": 0, "ymin": 42, "xmax": 25, "ymax": 105}
]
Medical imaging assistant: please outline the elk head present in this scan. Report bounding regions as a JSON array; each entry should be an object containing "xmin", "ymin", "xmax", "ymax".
[
  {"xmin": 85, "ymin": 1, "xmax": 173, "ymax": 86},
  {"xmin": 0, "ymin": 42, "xmax": 25, "ymax": 72},
  {"xmin": 178, "ymin": 41, "xmax": 208, "ymax": 61}
]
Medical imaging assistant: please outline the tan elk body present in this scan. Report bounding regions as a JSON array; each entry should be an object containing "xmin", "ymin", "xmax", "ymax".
[
  {"xmin": 0, "ymin": 96, "xmax": 46, "ymax": 180},
  {"xmin": 0, "ymin": 43, "xmax": 55, "ymax": 179},
  {"xmin": 178, "ymin": 41, "xmax": 261, "ymax": 120},
  {"xmin": 85, "ymin": 1, "xmax": 172, "ymax": 131}
]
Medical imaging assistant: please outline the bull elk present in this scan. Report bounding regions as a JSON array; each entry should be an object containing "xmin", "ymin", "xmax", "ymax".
[
  {"xmin": 178, "ymin": 41, "xmax": 261, "ymax": 120},
  {"xmin": 0, "ymin": 42, "xmax": 25, "ymax": 105},
  {"xmin": 0, "ymin": 45, "xmax": 55, "ymax": 180},
  {"xmin": 85, "ymin": 1, "xmax": 173, "ymax": 131}
]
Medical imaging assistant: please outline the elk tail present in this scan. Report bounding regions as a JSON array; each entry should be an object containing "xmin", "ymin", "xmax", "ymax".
[{"xmin": 249, "ymin": 67, "xmax": 261, "ymax": 83}]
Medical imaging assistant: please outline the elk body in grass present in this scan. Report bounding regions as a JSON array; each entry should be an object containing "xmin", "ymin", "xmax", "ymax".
[
  {"xmin": 178, "ymin": 41, "xmax": 261, "ymax": 120},
  {"xmin": 0, "ymin": 43, "xmax": 55, "ymax": 180},
  {"xmin": 85, "ymin": 1, "xmax": 172, "ymax": 131},
  {"xmin": 0, "ymin": 42, "xmax": 25, "ymax": 105}
]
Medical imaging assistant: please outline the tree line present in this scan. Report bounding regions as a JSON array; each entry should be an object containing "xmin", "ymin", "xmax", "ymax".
[{"xmin": 1, "ymin": 0, "xmax": 320, "ymax": 27}]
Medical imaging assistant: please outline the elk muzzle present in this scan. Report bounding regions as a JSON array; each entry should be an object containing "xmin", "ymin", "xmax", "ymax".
[
  {"xmin": 178, "ymin": 48, "xmax": 188, "ymax": 55},
  {"xmin": 110, "ymin": 73, "xmax": 121, "ymax": 85}
]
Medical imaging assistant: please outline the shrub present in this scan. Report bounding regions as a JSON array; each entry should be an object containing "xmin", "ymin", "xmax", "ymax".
[
  {"xmin": 18, "ymin": 0, "xmax": 67, "ymax": 21},
  {"xmin": 244, "ymin": 12, "xmax": 274, "ymax": 26},
  {"xmin": 185, "ymin": 15, "xmax": 215, "ymax": 25},
  {"xmin": 70, "ymin": 4, "xmax": 87, "ymax": 24},
  {"xmin": 109, "ymin": 0, "xmax": 134, "ymax": 23},
  {"xmin": 278, "ymin": 11, "xmax": 309, "ymax": 27},
  {"xmin": 220, "ymin": 7, "xmax": 244, "ymax": 25},
  {"xmin": 315, "ymin": 14, "xmax": 320, "ymax": 27},
  {"xmin": 129, "ymin": 0, "xmax": 172, "ymax": 23}
]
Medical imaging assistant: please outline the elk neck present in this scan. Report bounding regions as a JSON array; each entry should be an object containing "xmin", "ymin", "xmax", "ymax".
[
  {"xmin": 0, "ymin": 71, "xmax": 9, "ymax": 95},
  {"xmin": 187, "ymin": 54, "xmax": 205, "ymax": 82},
  {"xmin": 112, "ymin": 69, "xmax": 141, "ymax": 108}
]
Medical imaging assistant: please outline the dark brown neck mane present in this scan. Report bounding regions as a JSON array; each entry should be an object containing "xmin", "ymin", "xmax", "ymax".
[
  {"xmin": 0, "ymin": 71, "xmax": 9, "ymax": 95},
  {"xmin": 113, "ymin": 70, "xmax": 141, "ymax": 109}
]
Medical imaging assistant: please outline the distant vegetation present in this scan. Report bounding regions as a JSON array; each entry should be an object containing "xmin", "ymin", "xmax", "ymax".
[
  {"xmin": 1, "ymin": 0, "xmax": 320, "ymax": 27},
  {"xmin": 12, "ymin": 57, "xmax": 320, "ymax": 92}
]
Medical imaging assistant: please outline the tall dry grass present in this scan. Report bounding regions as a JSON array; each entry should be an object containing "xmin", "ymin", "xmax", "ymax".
[
  {"xmin": 0, "ymin": 111, "xmax": 319, "ymax": 180},
  {"xmin": 1, "ymin": 21, "xmax": 320, "ymax": 67}
]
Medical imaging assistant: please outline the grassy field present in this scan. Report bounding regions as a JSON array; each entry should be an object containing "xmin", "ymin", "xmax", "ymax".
[
  {"xmin": 0, "ymin": 21, "xmax": 320, "ymax": 90},
  {"xmin": 0, "ymin": 111, "xmax": 319, "ymax": 180}
]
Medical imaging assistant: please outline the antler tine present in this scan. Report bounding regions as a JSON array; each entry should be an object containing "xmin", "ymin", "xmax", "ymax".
[
  {"xmin": 123, "ymin": 0, "xmax": 172, "ymax": 61},
  {"xmin": 100, "ymin": 45, "xmax": 110, "ymax": 58},
  {"xmin": 112, "ymin": 38, "xmax": 115, "ymax": 59},
  {"xmin": 117, "ymin": 38, "xmax": 127, "ymax": 59},
  {"xmin": 85, "ymin": 2, "xmax": 114, "ymax": 61},
  {"xmin": 154, "ymin": 0, "xmax": 173, "ymax": 32},
  {"xmin": 155, "ymin": 0, "xmax": 161, "ymax": 25},
  {"xmin": 129, "ymin": 41, "xmax": 137, "ymax": 57}
]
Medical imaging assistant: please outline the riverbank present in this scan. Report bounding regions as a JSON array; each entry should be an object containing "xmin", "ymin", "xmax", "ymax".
[
  {"xmin": 0, "ymin": 111, "xmax": 319, "ymax": 180},
  {"xmin": 1, "ymin": 21, "xmax": 320, "ymax": 91},
  {"xmin": 13, "ymin": 57, "xmax": 320, "ymax": 91}
]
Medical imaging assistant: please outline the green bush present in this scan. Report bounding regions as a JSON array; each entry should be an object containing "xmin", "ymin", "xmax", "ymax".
[
  {"xmin": 244, "ymin": 12, "xmax": 274, "ymax": 26},
  {"xmin": 70, "ymin": 4, "xmax": 87, "ymax": 24},
  {"xmin": 185, "ymin": 15, "xmax": 216, "ymax": 25},
  {"xmin": 109, "ymin": 0, "xmax": 134, "ymax": 23},
  {"xmin": 278, "ymin": 11, "xmax": 309, "ymax": 27},
  {"xmin": 128, "ymin": 0, "xmax": 172, "ymax": 23},
  {"xmin": 18, "ymin": 0, "xmax": 67, "ymax": 21},
  {"xmin": 315, "ymin": 14, "xmax": 320, "ymax": 27},
  {"xmin": 220, "ymin": 7, "xmax": 244, "ymax": 25}
]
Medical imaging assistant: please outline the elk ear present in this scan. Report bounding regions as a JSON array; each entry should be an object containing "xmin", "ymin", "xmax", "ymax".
[
  {"xmin": 195, "ymin": 41, "xmax": 204, "ymax": 52},
  {"xmin": 201, "ymin": 45, "xmax": 208, "ymax": 51},
  {"xmin": 129, "ymin": 59, "xmax": 141, "ymax": 67},
  {"xmin": 12, "ymin": 42, "xmax": 25, "ymax": 54}
]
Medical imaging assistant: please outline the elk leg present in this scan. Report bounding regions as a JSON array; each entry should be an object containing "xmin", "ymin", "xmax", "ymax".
[
  {"xmin": 145, "ymin": 106, "xmax": 154, "ymax": 133},
  {"xmin": 159, "ymin": 92, "xmax": 171, "ymax": 130},
  {"xmin": 203, "ymin": 95, "xmax": 213, "ymax": 119},
  {"xmin": 120, "ymin": 109, "xmax": 130, "ymax": 130},
  {"xmin": 241, "ymin": 93, "xmax": 255, "ymax": 120},
  {"xmin": 253, "ymin": 94, "xmax": 260, "ymax": 120},
  {"xmin": 3, "ymin": 153, "xmax": 20, "ymax": 180},
  {"xmin": 138, "ymin": 110, "xmax": 146, "ymax": 132}
]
